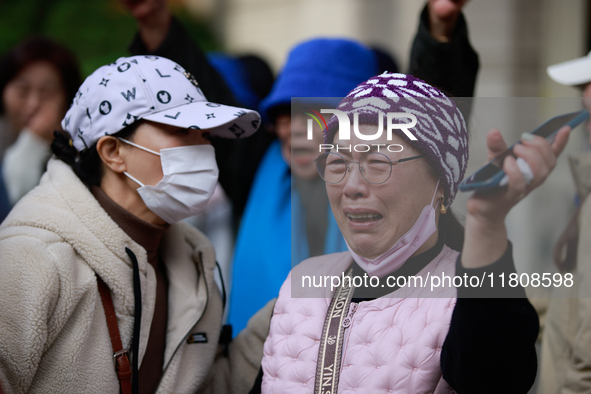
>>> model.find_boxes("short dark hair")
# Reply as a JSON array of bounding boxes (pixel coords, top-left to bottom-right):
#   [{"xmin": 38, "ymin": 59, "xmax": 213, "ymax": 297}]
[
  {"xmin": 51, "ymin": 121, "xmax": 144, "ymax": 187},
  {"xmin": 0, "ymin": 37, "xmax": 81, "ymax": 114}
]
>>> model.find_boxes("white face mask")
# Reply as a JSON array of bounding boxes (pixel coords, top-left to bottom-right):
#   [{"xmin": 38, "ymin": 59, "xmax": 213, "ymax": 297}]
[{"xmin": 119, "ymin": 138, "xmax": 219, "ymax": 224}]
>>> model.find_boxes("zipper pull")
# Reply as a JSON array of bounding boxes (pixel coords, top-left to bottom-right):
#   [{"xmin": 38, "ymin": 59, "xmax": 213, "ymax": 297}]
[{"xmin": 342, "ymin": 303, "xmax": 358, "ymax": 328}]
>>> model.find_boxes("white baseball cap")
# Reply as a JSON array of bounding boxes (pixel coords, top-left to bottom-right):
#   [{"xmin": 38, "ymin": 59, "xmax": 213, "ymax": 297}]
[
  {"xmin": 547, "ymin": 50, "xmax": 591, "ymax": 87},
  {"xmin": 62, "ymin": 55, "xmax": 261, "ymax": 151}
]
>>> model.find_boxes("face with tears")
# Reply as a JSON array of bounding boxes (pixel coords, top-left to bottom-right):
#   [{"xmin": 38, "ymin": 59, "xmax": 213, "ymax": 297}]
[{"xmin": 325, "ymin": 125, "xmax": 443, "ymax": 259}]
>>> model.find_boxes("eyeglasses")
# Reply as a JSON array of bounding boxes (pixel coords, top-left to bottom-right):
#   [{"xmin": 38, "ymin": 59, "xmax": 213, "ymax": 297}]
[{"xmin": 315, "ymin": 151, "xmax": 425, "ymax": 184}]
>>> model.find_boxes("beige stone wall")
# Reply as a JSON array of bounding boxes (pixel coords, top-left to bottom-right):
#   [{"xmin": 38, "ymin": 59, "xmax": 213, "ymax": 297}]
[
  {"xmin": 217, "ymin": 0, "xmax": 423, "ymax": 72},
  {"xmin": 212, "ymin": 0, "xmax": 587, "ymax": 94}
]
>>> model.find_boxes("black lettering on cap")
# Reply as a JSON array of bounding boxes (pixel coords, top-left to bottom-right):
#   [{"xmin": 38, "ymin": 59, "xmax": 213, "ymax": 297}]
[
  {"xmin": 228, "ymin": 123, "xmax": 245, "ymax": 138},
  {"xmin": 117, "ymin": 62, "xmax": 131, "ymax": 72},
  {"xmin": 157, "ymin": 90, "xmax": 172, "ymax": 104},
  {"xmin": 122, "ymin": 113, "xmax": 139, "ymax": 127},
  {"xmin": 99, "ymin": 101, "xmax": 112, "ymax": 115},
  {"xmin": 156, "ymin": 69, "xmax": 171, "ymax": 78},
  {"xmin": 121, "ymin": 87, "xmax": 137, "ymax": 102}
]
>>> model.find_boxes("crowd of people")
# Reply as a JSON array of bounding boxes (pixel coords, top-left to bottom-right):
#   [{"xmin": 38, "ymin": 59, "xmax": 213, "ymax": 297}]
[{"xmin": 0, "ymin": 0, "xmax": 588, "ymax": 393}]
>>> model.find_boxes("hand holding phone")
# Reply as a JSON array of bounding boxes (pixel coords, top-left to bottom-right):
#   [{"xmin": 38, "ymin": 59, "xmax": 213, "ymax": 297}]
[
  {"xmin": 498, "ymin": 157, "xmax": 534, "ymax": 187},
  {"xmin": 459, "ymin": 110, "xmax": 589, "ymax": 192}
]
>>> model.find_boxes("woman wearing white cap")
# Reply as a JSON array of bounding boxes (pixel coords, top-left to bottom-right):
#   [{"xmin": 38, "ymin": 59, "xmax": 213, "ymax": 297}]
[
  {"xmin": 0, "ymin": 55, "xmax": 260, "ymax": 394},
  {"xmin": 539, "ymin": 53, "xmax": 591, "ymax": 394}
]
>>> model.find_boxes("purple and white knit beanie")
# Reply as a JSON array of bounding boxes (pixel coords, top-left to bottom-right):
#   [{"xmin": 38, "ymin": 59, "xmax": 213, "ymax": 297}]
[{"xmin": 325, "ymin": 72, "xmax": 469, "ymax": 206}]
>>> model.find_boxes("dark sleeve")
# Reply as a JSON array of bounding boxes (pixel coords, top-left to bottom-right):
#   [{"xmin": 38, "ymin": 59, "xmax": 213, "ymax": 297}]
[
  {"xmin": 248, "ymin": 366, "xmax": 264, "ymax": 394},
  {"xmin": 128, "ymin": 17, "xmax": 275, "ymax": 223},
  {"xmin": 441, "ymin": 243, "xmax": 540, "ymax": 394},
  {"xmin": 408, "ymin": 4, "xmax": 479, "ymax": 98}
]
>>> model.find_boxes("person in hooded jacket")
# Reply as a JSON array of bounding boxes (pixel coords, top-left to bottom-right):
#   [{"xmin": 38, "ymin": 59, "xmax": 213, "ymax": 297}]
[{"xmin": 0, "ymin": 55, "xmax": 261, "ymax": 394}]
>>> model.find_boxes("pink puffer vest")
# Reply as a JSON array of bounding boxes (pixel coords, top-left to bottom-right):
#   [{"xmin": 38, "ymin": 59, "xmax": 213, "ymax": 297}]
[{"xmin": 261, "ymin": 246, "xmax": 459, "ymax": 394}]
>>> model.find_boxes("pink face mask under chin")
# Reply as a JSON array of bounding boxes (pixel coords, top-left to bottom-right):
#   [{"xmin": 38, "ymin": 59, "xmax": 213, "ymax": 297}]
[{"xmin": 346, "ymin": 180, "xmax": 441, "ymax": 278}]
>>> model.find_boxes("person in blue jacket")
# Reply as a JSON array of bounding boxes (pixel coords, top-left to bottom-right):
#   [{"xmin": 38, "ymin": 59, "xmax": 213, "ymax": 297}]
[{"xmin": 228, "ymin": 38, "xmax": 377, "ymax": 333}]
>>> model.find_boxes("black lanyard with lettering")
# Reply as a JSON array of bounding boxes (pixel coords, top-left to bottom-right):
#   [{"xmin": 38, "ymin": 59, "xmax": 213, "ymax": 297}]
[{"xmin": 314, "ymin": 267, "xmax": 355, "ymax": 394}]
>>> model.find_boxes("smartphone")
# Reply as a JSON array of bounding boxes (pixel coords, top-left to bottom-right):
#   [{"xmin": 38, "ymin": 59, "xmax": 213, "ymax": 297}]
[{"xmin": 459, "ymin": 109, "xmax": 590, "ymax": 192}]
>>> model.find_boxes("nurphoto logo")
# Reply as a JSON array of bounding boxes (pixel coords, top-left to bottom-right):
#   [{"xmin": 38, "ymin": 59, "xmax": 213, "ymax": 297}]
[{"xmin": 305, "ymin": 108, "xmax": 418, "ymax": 153}]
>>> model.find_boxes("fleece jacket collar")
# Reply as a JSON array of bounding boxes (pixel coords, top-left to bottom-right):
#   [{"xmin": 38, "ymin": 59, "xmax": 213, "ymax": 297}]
[{"xmin": 1, "ymin": 158, "xmax": 217, "ymax": 367}]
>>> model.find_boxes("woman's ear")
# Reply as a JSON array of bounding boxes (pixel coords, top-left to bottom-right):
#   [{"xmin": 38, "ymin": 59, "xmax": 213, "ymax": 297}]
[
  {"xmin": 96, "ymin": 136, "xmax": 126, "ymax": 173},
  {"xmin": 438, "ymin": 184, "xmax": 445, "ymax": 200},
  {"xmin": 437, "ymin": 183, "xmax": 446, "ymax": 207}
]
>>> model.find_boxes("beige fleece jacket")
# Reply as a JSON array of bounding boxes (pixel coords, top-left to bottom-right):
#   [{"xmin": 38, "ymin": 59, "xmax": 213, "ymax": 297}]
[
  {"xmin": 0, "ymin": 158, "xmax": 226, "ymax": 394},
  {"xmin": 539, "ymin": 152, "xmax": 591, "ymax": 394}
]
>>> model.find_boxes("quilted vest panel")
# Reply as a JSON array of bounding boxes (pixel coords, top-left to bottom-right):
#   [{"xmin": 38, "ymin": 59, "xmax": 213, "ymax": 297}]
[{"xmin": 262, "ymin": 246, "xmax": 459, "ymax": 394}]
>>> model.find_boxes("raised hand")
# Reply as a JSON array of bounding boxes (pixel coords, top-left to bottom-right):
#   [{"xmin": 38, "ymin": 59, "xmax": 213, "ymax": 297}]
[
  {"xmin": 120, "ymin": 0, "xmax": 171, "ymax": 51},
  {"xmin": 428, "ymin": 0, "xmax": 470, "ymax": 41},
  {"xmin": 462, "ymin": 126, "xmax": 570, "ymax": 268},
  {"xmin": 120, "ymin": 0, "xmax": 167, "ymax": 22},
  {"xmin": 26, "ymin": 98, "xmax": 66, "ymax": 143},
  {"xmin": 468, "ymin": 127, "xmax": 570, "ymax": 223}
]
